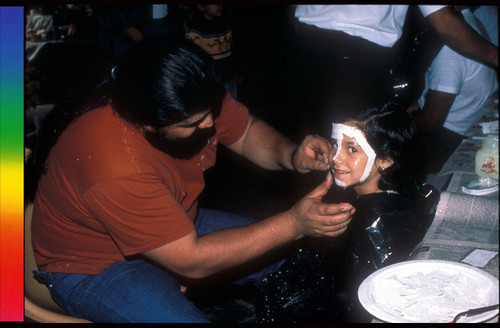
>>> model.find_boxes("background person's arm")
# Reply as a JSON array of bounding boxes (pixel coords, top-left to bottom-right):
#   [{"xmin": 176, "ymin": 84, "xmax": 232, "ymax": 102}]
[
  {"xmin": 410, "ymin": 89, "xmax": 457, "ymax": 134},
  {"xmin": 123, "ymin": 26, "xmax": 144, "ymax": 42},
  {"xmin": 426, "ymin": 6, "xmax": 498, "ymax": 68}
]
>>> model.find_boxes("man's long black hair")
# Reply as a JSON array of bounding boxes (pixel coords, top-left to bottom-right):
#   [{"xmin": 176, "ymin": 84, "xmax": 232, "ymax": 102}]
[{"xmin": 26, "ymin": 36, "xmax": 225, "ymax": 202}]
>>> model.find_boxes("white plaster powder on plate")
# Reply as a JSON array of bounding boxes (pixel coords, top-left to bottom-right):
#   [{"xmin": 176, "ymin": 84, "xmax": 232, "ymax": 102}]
[{"xmin": 371, "ymin": 269, "xmax": 490, "ymax": 322}]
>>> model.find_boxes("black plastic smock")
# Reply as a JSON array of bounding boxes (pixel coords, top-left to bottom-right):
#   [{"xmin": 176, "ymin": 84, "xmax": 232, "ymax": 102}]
[{"xmin": 256, "ymin": 184, "xmax": 440, "ymax": 323}]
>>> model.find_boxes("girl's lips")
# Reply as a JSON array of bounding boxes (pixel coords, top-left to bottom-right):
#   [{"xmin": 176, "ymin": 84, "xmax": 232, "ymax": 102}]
[{"xmin": 333, "ymin": 168, "xmax": 349, "ymax": 177}]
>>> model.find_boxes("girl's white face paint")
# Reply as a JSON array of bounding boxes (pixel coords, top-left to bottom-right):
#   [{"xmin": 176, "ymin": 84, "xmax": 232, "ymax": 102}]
[{"xmin": 330, "ymin": 123, "xmax": 376, "ymax": 187}]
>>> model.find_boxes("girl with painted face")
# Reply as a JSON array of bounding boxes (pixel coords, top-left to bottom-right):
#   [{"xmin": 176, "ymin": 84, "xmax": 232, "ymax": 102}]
[
  {"xmin": 329, "ymin": 102, "xmax": 425, "ymax": 198},
  {"xmin": 256, "ymin": 101, "xmax": 440, "ymax": 323},
  {"xmin": 330, "ymin": 123, "xmax": 386, "ymax": 193}
]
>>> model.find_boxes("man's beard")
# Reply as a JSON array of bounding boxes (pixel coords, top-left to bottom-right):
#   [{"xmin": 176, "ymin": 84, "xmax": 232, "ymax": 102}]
[{"xmin": 143, "ymin": 126, "xmax": 216, "ymax": 159}]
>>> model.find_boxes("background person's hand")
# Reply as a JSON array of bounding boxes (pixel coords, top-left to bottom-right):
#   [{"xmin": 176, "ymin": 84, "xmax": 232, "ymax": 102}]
[
  {"xmin": 292, "ymin": 134, "xmax": 332, "ymax": 173},
  {"xmin": 287, "ymin": 172, "xmax": 354, "ymax": 238}
]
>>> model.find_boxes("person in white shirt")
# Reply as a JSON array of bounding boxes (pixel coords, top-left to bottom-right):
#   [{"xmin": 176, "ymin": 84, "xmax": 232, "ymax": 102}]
[
  {"xmin": 289, "ymin": 5, "xmax": 498, "ymax": 137},
  {"xmin": 473, "ymin": 5, "xmax": 498, "ymax": 47},
  {"xmin": 472, "ymin": 5, "xmax": 498, "ymax": 94},
  {"xmin": 408, "ymin": 6, "xmax": 498, "ymax": 173},
  {"xmin": 294, "ymin": 5, "xmax": 497, "ymax": 67}
]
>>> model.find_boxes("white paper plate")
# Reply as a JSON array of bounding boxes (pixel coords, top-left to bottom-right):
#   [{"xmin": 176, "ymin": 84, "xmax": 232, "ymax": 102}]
[{"xmin": 358, "ymin": 260, "xmax": 499, "ymax": 323}]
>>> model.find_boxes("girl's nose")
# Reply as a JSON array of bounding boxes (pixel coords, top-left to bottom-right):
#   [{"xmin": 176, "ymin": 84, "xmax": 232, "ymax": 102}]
[{"xmin": 332, "ymin": 148, "xmax": 345, "ymax": 164}]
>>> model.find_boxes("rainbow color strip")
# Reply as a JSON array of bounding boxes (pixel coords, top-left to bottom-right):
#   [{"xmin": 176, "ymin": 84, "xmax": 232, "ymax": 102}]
[{"xmin": 0, "ymin": 6, "xmax": 24, "ymax": 321}]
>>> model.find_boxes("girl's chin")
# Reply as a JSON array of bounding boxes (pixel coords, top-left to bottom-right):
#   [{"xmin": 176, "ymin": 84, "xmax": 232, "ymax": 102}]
[{"xmin": 334, "ymin": 177, "xmax": 349, "ymax": 188}]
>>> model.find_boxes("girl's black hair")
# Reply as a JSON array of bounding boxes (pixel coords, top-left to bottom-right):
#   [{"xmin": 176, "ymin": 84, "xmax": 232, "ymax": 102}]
[
  {"xmin": 352, "ymin": 100, "xmax": 426, "ymax": 198},
  {"xmin": 26, "ymin": 36, "xmax": 225, "ymax": 202}
]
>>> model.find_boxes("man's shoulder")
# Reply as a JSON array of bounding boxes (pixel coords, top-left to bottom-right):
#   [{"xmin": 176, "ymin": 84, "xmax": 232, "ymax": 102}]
[
  {"xmin": 57, "ymin": 105, "xmax": 160, "ymax": 174},
  {"xmin": 71, "ymin": 105, "xmax": 135, "ymax": 139}
]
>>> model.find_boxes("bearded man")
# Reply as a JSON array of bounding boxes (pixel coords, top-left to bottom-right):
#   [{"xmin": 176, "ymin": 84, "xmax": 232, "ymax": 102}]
[{"xmin": 28, "ymin": 38, "xmax": 354, "ymax": 323}]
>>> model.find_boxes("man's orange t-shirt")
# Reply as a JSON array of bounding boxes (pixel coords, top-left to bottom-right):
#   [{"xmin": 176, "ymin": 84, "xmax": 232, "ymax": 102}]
[{"xmin": 32, "ymin": 94, "xmax": 249, "ymax": 274}]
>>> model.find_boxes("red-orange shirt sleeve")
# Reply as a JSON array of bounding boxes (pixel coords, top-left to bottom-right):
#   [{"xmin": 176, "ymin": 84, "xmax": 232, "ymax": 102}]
[{"xmin": 215, "ymin": 93, "xmax": 250, "ymax": 146}]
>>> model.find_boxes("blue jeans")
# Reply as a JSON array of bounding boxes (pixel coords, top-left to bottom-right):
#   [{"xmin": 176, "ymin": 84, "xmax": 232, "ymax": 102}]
[{"xmin": 32, "ymin": 209, "xmax": 284, "ymax": 323}]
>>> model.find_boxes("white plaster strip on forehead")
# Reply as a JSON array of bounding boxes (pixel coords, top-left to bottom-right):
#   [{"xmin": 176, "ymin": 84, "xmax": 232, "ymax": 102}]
[{"xmin": 331, "ymin": 123, "xmax": 376, "ymax": 183}]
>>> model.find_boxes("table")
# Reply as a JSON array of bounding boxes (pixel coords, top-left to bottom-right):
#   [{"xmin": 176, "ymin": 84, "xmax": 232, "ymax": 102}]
[
  {"xmin": 419, "ymin": 90, "xmax": 498, "ymax": 273},
  {"xmin": 413, "ymin": 92, "xmax": 498, "ymax": 322},
  {"xmin": 430, "ymin": 89, "xmax": 498, "ymax": 196},
  {"xmin": 439, "ymin": 137, "xmax": 499, "ymax": 198}
]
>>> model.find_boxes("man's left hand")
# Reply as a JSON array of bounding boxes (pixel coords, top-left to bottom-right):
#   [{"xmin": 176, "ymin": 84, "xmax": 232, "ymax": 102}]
[{"xmin": 292, "ymin": 134, "xmax": 331, "ymax": 173}]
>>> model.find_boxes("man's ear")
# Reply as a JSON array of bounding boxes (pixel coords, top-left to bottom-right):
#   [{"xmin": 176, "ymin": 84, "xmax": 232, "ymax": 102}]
[{"xmin": 142, "ymin": 125, "xmax": 155, "ymax": 133}]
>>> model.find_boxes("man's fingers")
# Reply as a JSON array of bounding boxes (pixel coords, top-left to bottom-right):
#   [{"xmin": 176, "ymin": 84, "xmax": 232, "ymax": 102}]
[
  {"xmin": 312, "ymin": 202, "xmax": 354, "ymax": 232},
  {"xmin": 306, "ymin": 136, "xmax": 331, "ymax": 169},
  {"xmin": 311, "ymin": 158, "xmax": 330, "ymax": 171},
  {"xmin": 316, "ymin": 214, "xmax": 352, "ymax": 236},
  {"xmin": 323, "ymin": 225, "xmax": 349, "ymax": 237},
  {"xmin": 302, "ymin": 156, "xmax": 330, "ymax": 172},
  {"xmin": 315, "ymin": 200, "xmax": 354, "ymax": 216},
  {"xmin": 324, "ymin": 216, "xmax": 352, "ymax": 230},
  {"xmin": 294, "ymin": 135, "xmax": 332, "ymax": 173},
  {"xmin": 306, "ymin": 134, "xmax": 331, "ymax": 155}
]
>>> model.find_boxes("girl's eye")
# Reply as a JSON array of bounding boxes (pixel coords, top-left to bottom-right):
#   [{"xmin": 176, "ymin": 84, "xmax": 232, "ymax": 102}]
[{"xmin": 348, "ymin": 146, "xmax": 357, "ymax": 153}]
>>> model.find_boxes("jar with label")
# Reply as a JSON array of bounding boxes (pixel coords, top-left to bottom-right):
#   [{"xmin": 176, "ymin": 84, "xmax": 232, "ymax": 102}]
[{"xmin": 475, "ymin": 137, "xmax": 498, "ymax": 180}]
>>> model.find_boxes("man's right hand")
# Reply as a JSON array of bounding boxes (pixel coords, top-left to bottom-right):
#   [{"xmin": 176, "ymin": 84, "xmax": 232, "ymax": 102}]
[
  {"xmin": 286, "ymin": 172, "xmax": 354, "ymax": 239},
  {"xmin": 143, "ymin": 172, "xmax": 354, "ymax": 280}
]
